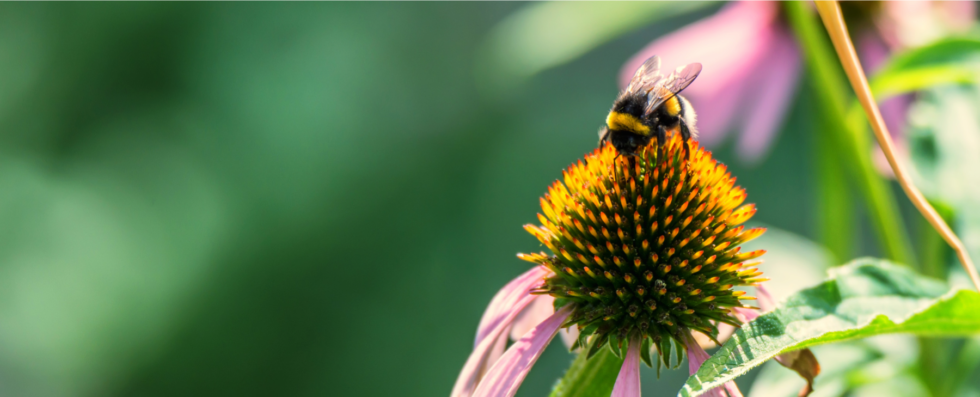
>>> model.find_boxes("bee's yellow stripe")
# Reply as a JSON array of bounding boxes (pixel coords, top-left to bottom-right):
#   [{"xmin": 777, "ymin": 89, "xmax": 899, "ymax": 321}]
[
  {"xmin": 664, "ymin": 96, "xmax": 681, "ymax": 117},
  {"xmin": 606, "ymin": 112, "xmax": 651, "ymax": 135}
]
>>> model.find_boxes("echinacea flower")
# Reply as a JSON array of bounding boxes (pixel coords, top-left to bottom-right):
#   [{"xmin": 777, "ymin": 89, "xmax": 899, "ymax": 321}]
[
  {"xmin": 453, "ymin": 134, "xmax": 768, "ymax": 397},
  {"xmin": 621, "ymin": 1, "xmax": 973, "ymax": 166}
]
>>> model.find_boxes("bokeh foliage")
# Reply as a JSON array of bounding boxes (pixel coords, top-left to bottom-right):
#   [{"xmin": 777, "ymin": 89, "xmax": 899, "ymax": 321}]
[{"xmin": 0, "ymin": 3, "xmax": 975, "ymax": 397}]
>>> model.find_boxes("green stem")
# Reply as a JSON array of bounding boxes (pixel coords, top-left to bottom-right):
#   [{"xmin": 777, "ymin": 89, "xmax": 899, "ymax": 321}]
[
  {"xmin": 917, "ymin": 200, "xmax": 955, "ymax": 397},
  {"xmin": 549, "ymin": 347, "xmax": 624, "ymax": 397},
  {"xmin": 936, "ymin": 336, "xmax": 980, "ymax": 397},
  {"xmin": 814, "ymin": 107, "xmax": 853, "ymax": 264},
  {"xmin": 919, "ymin": 199, "xmax": 955, "ymax": 280},
  {"xmin": 784, "ymin": 1, "xmax": 917, "ymax": 268}
]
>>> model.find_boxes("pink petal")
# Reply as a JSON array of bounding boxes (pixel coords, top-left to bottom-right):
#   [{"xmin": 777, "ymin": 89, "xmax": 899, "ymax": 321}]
[
  {"xmin": 454, "ymin": 295, "xmax": 538, "ymax": 397},
  {"xmin": 611, "ymin": 337, "xmax": 642, "ymax": 397},
  {"xmin": 935, "ymin": 1, "xmax": 976, "ymax": 32},
  {"xmin": 730, "ymin": 284, "xmax": 773, "ymax": 324},
  {"xmin": 480, "ymin": 328, "xmax": 510, "ymax": 381},
  {"xmin": 510, "ymin": 294, "xmax": 555, "ymax": 341},
  {"xmin": 732, "ymin": 307, "xmax": 760, "ymax": 323},
  {"xmin": 453, "ymin": 267, "xmax": 550, "ymax": 397},
  {"xmin": 476, "ymin": 266, "xmax": 551, "ymax": 348},
  {"xmin": 723, "ymin": 382, "xmax": 745, "ymax": 397},
  {"xmin": 471, "ymin": 306, "xmax": 573, "ymax": 397},
  {"xmin": 755, "ymin": 284, "xmax": 775, "ymax": 312},
  {"xmin": 620, "ymin": 1, "xmax": 781, "ymax": 146},
  {"xmin": 685, "ymin": 332, "xmax": 712, "ymax": 375},
  {"xmin": 508, "ymin": 285, "xmax": 579, "ymax": 350},
  {"xmin": 736, "ymin": 28, "xmax": 801, "ymax": 162},
  {"xmin": 857, "ymin": 30, "xmax": 890, "ymax": 74},
  {"xmin": 684, "ymin": 332, "xmax": 731, "ymax": 397}
]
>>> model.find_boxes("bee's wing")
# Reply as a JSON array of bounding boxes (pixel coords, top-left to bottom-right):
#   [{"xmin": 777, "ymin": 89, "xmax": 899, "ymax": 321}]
[
  {"xmin": 644, "ymin": 63, "xmax": 702, "ymax": 115},
  {"xmin": 624, "ymin": 56, "xmax": 663, "ymax": 95}
]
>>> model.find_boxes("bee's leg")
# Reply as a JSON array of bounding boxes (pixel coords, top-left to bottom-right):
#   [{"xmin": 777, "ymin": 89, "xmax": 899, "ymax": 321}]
[
  {"xmin": 679, "ymin": 119, "xmax": 692, "ymax": 160},
  {"xmin": 657, "ymin": 124, "xmax": 667, "ymax": 163}
]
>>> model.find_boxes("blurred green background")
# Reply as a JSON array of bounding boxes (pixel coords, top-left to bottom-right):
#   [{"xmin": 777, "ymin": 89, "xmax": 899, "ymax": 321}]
[{"xmin": 0, "ymin": 2, "xmax": 977, "ymax": 397}]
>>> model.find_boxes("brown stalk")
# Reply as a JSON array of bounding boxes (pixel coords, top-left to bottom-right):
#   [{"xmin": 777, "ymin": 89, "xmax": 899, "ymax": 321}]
[{"xmin": 813, "ymin": 1, "xmax": 980, "ymax": 291}]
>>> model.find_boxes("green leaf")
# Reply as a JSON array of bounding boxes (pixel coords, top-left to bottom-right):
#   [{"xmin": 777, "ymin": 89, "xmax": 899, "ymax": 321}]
[
  {"xmin": 876, "ymin": 38, "xmax": 980, "ymax": 77},
  {"xmin": 475, "ymin": 1, "xmax": 715, "ymax": 96},
  {"xmin": 678, "ymin": 258, "xmax": 980, "ymax": 397},
  {"xmin": 870, "ymin": 65, "xmax": 977, "ymax": 99},
  {"xmin": 861, "ymin": 38, "xmax": 980, "ymax": 101},
  {"xmin": 550, "ymin": 344, "xmax": 623, "ymax": 397},
  {"xmin": 640, "ymin": 337, "xmax": 653, "ymax": 368}
]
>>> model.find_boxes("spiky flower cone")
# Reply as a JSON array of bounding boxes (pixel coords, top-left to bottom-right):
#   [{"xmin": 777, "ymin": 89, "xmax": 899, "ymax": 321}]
[{"xmin": 519, "ymin": 134, "xmax": 767, "ymax": 360}]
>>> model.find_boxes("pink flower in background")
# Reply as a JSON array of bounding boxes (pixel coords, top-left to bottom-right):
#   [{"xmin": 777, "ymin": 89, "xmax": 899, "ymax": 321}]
[
  {"xmin": 621, "ymin": 1, "xmax": 974, "ymax": 167},
  {"xmin": 874, "ymin": 1, "xmax": 975, "ymax": 49},
  {"xmin": 621, "ymin": 1, "xmax": 800, "ymax": 163}
]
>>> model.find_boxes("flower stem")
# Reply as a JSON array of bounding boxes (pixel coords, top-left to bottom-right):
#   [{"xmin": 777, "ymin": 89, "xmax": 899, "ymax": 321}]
[
  {"xmin": 784, "ymin": 1, "xmax": 917, "ymax": 268},
  {"xmin": 549, "ymin": 347, "xmax": 623, "ymax": 397},
  {"xmin": 812, "ymin": 0, "xmax": 980, "ymax": 291}
]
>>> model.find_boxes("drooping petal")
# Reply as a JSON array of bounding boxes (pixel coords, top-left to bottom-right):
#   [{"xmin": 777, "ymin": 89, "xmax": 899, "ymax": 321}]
[
  {"xmin": 684, "ymin": 332, "xmax": 733, "ymax": 397},
  {"xmin": 756, "ymin": 282, "xmax": 820, "ymax": 395},
  {"xmin": 723, "ymin": 382, "xmax": 744, "ymax": 397},
  {"xmin": 755, "ymin": 284, "xmax": 775, "ymax": 312},
  {"xmin": 510, "ymin": 294, "xmax": 554, "ymax": 341},
  {"xmin": 471, "ymin": 306, "xmax": 573, "ymax": 397},
  {"xmin": 736, "ymin": 27, "xmax": 801, "ymax": 162},
  {"xmin": 620, "ymin": 1, "xmax": 781, "ymax": 146},
  {"xmin": 454, "ymin": 268, "xmax": 549, "ymax": 397},
  {"xmin": 732, "ymin": 307, "xmax": 759, "ymax": 323},
  {"xmin": 611, "ymin": 337, "xmax": 642, "ymax": 397},
  {"xmin": 685, "ymin": 332, "xmax": 712, "ymax": 375},
  {"xmin": 505, "ymin": 276, "xmax": 581, "ymax": 350},
  {"xmin": 740, "ymin": 285, "xmax": 820, "ymax": 396},
  {"xmin": 509, "ymin": 296, "xmax": 580, "ymax": 350},
  {"xmin": 479, "ymin": 327, "xmax": 511, "ymax": 381},
  {"xmin": 454, "ymin": 294, "xmax": 538, "ymax": 397},
  {"xmin": 476, "ymin": 266, "xmax": 551, "ymax": 347}
]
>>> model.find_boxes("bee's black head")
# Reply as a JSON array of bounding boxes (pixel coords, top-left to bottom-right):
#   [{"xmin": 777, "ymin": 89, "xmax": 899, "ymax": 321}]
[{"xmin": 612, "ymin": 93, "xmax": 646, "ymax": 117}]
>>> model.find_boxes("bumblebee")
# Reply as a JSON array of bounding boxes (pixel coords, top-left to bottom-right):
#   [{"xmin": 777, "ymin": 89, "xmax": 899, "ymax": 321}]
[{"xmin": 599, "ymin": 56, "xmax": 701, "ymax": 159}]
